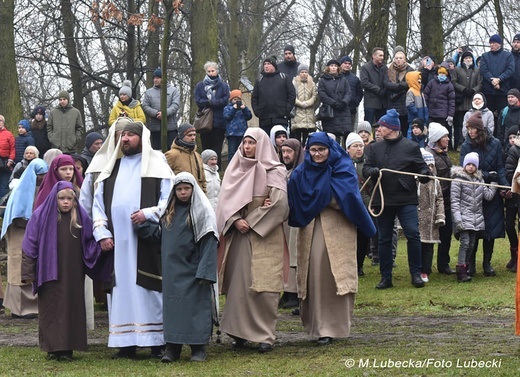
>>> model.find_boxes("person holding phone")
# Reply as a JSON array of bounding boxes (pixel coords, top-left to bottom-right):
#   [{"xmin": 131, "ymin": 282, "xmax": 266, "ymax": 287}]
[{"xmin": 223, "ymin": 90, "xmax": 252, "ymax": 163}]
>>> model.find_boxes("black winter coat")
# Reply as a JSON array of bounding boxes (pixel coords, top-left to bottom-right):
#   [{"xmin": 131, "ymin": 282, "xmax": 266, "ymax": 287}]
[
  {"xmin": 318, "ymin": 73, "xmax": 352, "ymax": 135},
  {"xmin": 460, "ymin": 136, "xmax": 506, "ymax": 239},
  {"xmin": 425, "ymin": 146, "xmax": 453, "ymax": 207},
  {"xmin": 252, "ymin": 71, "xmax": 296, "ymax": 128},
  {"xmin": 363, "ymin": 134, "xmax": 430, "ymax": 207},
  {"xmin": 497, "ymin": 105, "xmax": 520, "ymax": 149},
  {"xmin": 424, "ymin": 76, "xmax": 455, "ymax": 119},
  {"xmin": 505, "ymin": 144, "xmax": 520, "ymax": 207},
  {"xmin": 359, "ymin": 62, "xmax": 387, "ymax": 109},
  {"xmin": 344, "ymin": 72, "xmax": 363, "ymax": 113}
]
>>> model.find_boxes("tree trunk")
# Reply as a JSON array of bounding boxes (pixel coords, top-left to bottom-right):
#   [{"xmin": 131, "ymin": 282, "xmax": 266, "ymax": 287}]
[
  {"xmin": 227, "ymin": 0, "xmax": 240, "ymax": 90},
  {"xmin": 160, "ymin": 1, "xmax": 175, "ymax": 152},
  {"xmin": 244, "ymin": 0, "xmax": 266, "ymax": 81},
  {"xmin": 146, "ymin": 0, "xmax": 161, "ymax": 86},
  {"xmin": 61, "ymin": 0, "xmax": 85, "ymax": 126},
  {"xmin": 367, "ymin": 0, "xmax": 391, "ymax": 61},
  {"xmin": 309, "ymin": 0, "xmax": 334, "ymax": 76},
  {"xmin": 420, "ymin": 0, "xmax": 443, "ymax": 61},
  {"xmin": 394, "ymin": 0, "xmax": 409, "ymax": 51},
  {"xmin": 190, "ymin": 0, "xmax": 218, "ymax": 116},
  {"xmin": 0, "ymin": 0, "xmax": 22, "ymax": 131},
  {"xmin": 126, "ymin": 0, "xmax": 137, "ymax": 86},
  {"xmin": 493, "ymin": 0, "xmax": 503, "ymax": 38}
]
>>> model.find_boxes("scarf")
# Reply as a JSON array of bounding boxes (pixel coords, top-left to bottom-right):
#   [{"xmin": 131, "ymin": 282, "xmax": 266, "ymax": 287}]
[
  {"xmin": 203, "ymin": 75, "xmax": 220, "ymax": 101},
  {"xmin": 387, "ymin": 61, "xmax": 408, "ymax": 82},
  {"xmin": 287, "ymin": 132, "xmax": 376, "ymax": 238}
]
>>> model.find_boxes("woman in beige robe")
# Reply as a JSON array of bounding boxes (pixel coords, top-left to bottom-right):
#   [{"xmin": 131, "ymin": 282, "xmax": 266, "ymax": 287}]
[
  {"xmin": 216, "ymin": 128, "xmax": 288, "ymax": 353},
  {"xmin": 287, "ymin": 132, "xmax": 376, "ymax": 345}
]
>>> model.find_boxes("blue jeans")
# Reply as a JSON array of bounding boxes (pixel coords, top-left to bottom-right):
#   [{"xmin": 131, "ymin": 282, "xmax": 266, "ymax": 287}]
[
  {"xmin": 226, "ymin": 136, "xmax": 242, "ymax": 163},
  {"xmin": 376, "ymin": 205, "xmax": 422, "ymax": 280}
]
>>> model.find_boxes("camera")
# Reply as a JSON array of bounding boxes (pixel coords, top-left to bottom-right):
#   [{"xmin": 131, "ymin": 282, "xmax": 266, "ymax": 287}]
[{"xmin": 235, "ymin": 100, "xmax": 242, "ymax": 107}]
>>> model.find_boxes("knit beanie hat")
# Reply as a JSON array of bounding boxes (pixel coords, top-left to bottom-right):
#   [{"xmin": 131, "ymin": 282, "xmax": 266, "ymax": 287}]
[
  {"xmin": 345, "ymin": 132, "xmax": 364, "ymax": 149},
  {"xmin": 463, "ymin": 152, "xmax": 479, "ymax": 169},
  {"xmin": 411, "ymin": 118, "xmax": 425, "ymax": 131},
  {"xmin": 178, "ymin": 123, "xmax": 196, "ymax": 139},
  {"xmin": 85, "ymin": 132, "xmax": 103, "ymax": 149},
  {"xmin": 427, "ymin": 122, "xmax": 449, "ymax": 143},
  {"xmin": 489, "ymin": 34, "xmax": 502, "ymax": 44},
  {"xmin": 230, "ymin": 89, "xmax": 242, "ymax": 100},
  {"xmin": 153, "ymin": 67, "xmax": 162, "ymax": 78},
  {"xmin": 32, "ymin": 106, "xmax": 46, "ymax": 118},
  {"xmin": 466, "ymin": 111, "xmax": 484, "ymax": 130},
  {"xmin": 393, "ymin": 45, "xmax": 405, "ymax": 55},
  {"xmin": 340, "ymin": 56, "xmax": 352, "ymax": 64},
  {"xmin": 18, "ymin": 119, "xmax": 31, "ymax": 132},
  {"xmin": 201, "ymin": 149, "xmax": 218, "ymax": 164},
  {"xmin": 297, "ymin": 64, "xmax": 309, "ymax": 74},
  {"xmin": 514, "ymin": 34, "xmax": 520, "ymax": 42},
  {"xmin": 357, "ymin": 121, "xmax": 372, "ymax": 134},
  {"xmin": 326, "ymin": 59, "xmax": 340, "ymax": 67},
  {"xmin": 119, "ymin": 80, "xmax": 133, "ymax": 97},
  {"xmin": 420, "ymin": 148, "xmax": 435, "ymax": 166},
  {"xmin": 508, "ymin": 88, "xmax": 520, "ymax": 101},
  {"xmin": 437, "ymin": 67, "xmax": 448, "ymax": 75},
  {"xmin": 58, "ymin": 90, "xmax": 70, "ymax": 101},
  {"xmin": 508, "ymin": 125, "xmax": 519, "ymax": 137},
  {"xmin": 263, "ymin": 56, "xmax": 278, "ymax": 69},
  {"xmin": 378, "ymin": 109, "xmax": 401, "ymax": 131},
  {"xmin": 461, "ymin": 51, "xmax": 474, "ymax": 60},
  {"xmin": 284, "ymin": 44, "xmax": 295, "ymax": 54}
]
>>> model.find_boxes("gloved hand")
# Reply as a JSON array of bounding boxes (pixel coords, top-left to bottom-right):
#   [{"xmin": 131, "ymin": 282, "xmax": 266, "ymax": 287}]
[
  {"xmin": 418, "ymin": 169, "xmax": 431, "ymax": 184},
  {"xmin": 336, "ymin": 101, "xmax": 346, "ymax": 110},
  {"xmin": 368, "ymin": 167, "xmax": 380, "ymax": 181},
  {"xmin": 500, "ymin": 190, "xmax": 513, "ymax": 199},
  {"xmin": 455, "ymin": 222, "xmax": 464, "ymax": 233},
  {"xmin": 487, "ymin": 171, "xmax": 498, "ymax": 182},
  {"xmin": 332, "ymin": 102, "xmax": 341, "ymax": 110},
  {"xmin": 198, "ymin": 279, "xmax": 213, "ymax": 286},
  {"xmin": 378, "ymin": 88, "xmax": 387, "ymax": 97},
  {"xmin": 446, "ymin": 116, "xmax": 454, "ymax": 127},
  {"xmin": 463, "ymin": 88, "xmax": 475, "ymax": 97}
]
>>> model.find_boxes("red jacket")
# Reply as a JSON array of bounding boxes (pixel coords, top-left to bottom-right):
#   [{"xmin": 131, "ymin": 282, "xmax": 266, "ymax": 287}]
[{"xmin": 0, "ymin": 127, "xmax": 16, "ymax": 160}]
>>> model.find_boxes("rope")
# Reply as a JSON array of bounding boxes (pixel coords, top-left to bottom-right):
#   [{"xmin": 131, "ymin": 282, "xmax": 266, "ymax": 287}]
[{"xmin": 361, "ymin": 168, "xmax": 511, "ymax": 218}]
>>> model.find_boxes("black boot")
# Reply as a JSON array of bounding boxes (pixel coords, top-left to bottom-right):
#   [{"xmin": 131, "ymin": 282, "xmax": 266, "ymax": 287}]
[
  {"xmin": 278, "ymin": 292, "xmax": 289, "ymax": 308},
  {"xmin": 282, "ymin": 292, "xmax": 299, "ymax": 309},
  {"xmin": 466, "ymin": 249, "xmax": 476, "ymax": 277},
  {"xmin": 112, "ymin": 346, "xmax": 137, "ymax": 359},
  {"xmin": 161, "ymin": 343, "xmax": 182, "ymax": 363},
  {"xmin": 456, "ymin": 265, "xmax": 471, "ymax": 283},
  {"xmin": 190, "ymin": 345, "xmax": 206, "ymax": 362},
  {"xmin": 506, "ymin": 247, "xmax": 518, "ymax": 271},
  {"xmin": 482, "ymin": 245, "xmax": 496, "ymax": 277}
]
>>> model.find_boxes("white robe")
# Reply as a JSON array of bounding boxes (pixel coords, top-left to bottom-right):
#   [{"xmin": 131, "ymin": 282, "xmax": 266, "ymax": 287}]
[{"xmin": 92, "ymin": 153, "xmax": 172, "ymax": 348}]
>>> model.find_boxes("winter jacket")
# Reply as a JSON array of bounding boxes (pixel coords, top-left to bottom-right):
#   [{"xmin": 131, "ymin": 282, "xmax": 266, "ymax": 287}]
[
  {"xmin": 344, "ymin": 72, "xmax": 363, "ymax": 114},
  {"xmin": 450, "ymin": 166, "xmax": 495, "ymax": 232},
  {"xmin": 497, "ymin": 105, "xmax": 520, "ymax": 148},
  {"xmin": 417, "ymin": 177, "xmax": 445, "ymax": 243},
  {"xmin": 47, "ymin": 104, "xmax": 83, "ymax": 153},
  {"xmin": 252, "ymin": 70, "xmax": 296, "ymax": 129},
  {"xmin": 479, "ymin": 47, "xmax": 516, "ymax": 96},
  {"xmin": 292, "ymin": 76, "xmax": 318, "ymax": 130},
  {"xmin": 318, "ymin": 73, "xmax": 352, "ymax": 135},
  {"xmin": 405, "ymin": 71, "xmax": 428, "ymax": 125},
  {"xmin": 359, "ymin": 61, "xmax": 388, "ymax": 109},
  {"xmin": 410, "ymin": 133, "xmax": 427, "ymax": 148},
  {"xmin": 278, "ymin": 60, "xmax": 299, "ymax": 79},
  {"xmin": 363, "ymin": 134, "xmax": 430, "ymax": 207},
  {"xmin": 505, "ymin": 144, "xmax": 520, "ymax": 207},
  {"xmin": 460, "ymin": 136, "xmax": 507, "ymax": 239},
  {"xmin": 204, "ymin": 163, "xmax": 221, "ymax": 211},
  {"xmin": 0, "ymin": 128, "xmax": 15, "ymax": 161},
  {"xmin": 425, "ymin": 146, "xmax": 453, "ymax": 206},
  {"xmin": 511, "ymin": 50, "xmax": 520, "ymax": 91},
  {"xmin": 164, "ymin": 141, "xmax": 206, "ymax": 193},
  {"xmin": 451, "ymin": 64, "xmax": 482, "ymax": 111},
  {"xmin": 141, "ymin": 84, "xmax": 181, "ymax": 132},
  {"xmin": 194, "ymin": 77, "xmax": 230, "ymax": 130},
  {"xmin": 384, "ymin": 64, "xmax": 413, "ymax": 116},
  {"xmin": 462, "ymin": 108, "xmax": 495, "ymax": 139},
  {"xmin": 223, "ymin": 103, "xmax": 253, "ymax": 137},
  {"xmin": 423, "ymin": 75, "xmax": 455, "ymax": 119},
  {"xmin": 108, "ymin": 98, "xmax": 146, "ymax": 126},
  {"xmin": 30, "ymin": 118, "xmax": 51, "ymax": 157},
  {"xmin": 14, "ymin": 134, "xmax": 35, "ymax": 163}
]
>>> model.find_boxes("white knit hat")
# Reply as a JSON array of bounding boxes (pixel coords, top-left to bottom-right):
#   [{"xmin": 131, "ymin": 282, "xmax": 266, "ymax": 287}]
[
  {"xmin": 428, "ymin": 122, "xmax": 449, "ymax": 144},
  {"xmin": 345, "ymin": 133, "xmax": 364, "ymax": 149}
]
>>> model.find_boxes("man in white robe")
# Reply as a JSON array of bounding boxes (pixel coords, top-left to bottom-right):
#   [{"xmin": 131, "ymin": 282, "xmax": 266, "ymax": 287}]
[{"xmin": 92, "ymin": 122, "xmax": 174, "ymax": 359}]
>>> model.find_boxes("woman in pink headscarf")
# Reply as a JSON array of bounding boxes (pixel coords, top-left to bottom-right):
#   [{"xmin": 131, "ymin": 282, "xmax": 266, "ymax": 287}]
[{"xmin": 216, "ymin": 128, "xmax": 288, "ymax": 353}]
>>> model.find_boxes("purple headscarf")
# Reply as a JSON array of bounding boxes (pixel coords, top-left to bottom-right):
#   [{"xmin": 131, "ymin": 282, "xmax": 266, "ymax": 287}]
[{"xmin": 22, "ymin": 181, "xmax": 111, "ymax": 293}]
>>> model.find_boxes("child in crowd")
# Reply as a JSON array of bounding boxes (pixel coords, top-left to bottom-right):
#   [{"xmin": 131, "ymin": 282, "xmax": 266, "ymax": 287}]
[
  {"xmin": 357, "ymin": 121, "xmax": 374, "ymax": 146},
  {"xmin": 22, "ymin": 181, "xmax": 108, "ymax": 361},
  {"xmin": 417, "ymin": 149, "xmax": 445, "ymax": 282},
  {"xmin": 451, "ymin": 152, "xmax": 497, "ymax": 282},
  {"xmin": 223, "ymin": 89, "xmax": 252, "ymax": 163},
  {"xmin": 10, "ymin": 146, "xmax": 39, "ymax": 188},
  {"xmin": 409, "ymin": 118, "xmax": 427, "ymax": 147},
  {"xmin": 161, "ymin": 173, "xmax": 218, "ymax": 363},
  {"xmin": 270, "ymin": 125, "xmax": 289, "ymax": 159},
  {"xmin": 201, "ymin": 149, "xmax": 221, "ymax": 211},
  {"xmin": 15, "ymin": 120, "xmax": 35, "ymax": 163},
  {"xmin": 405, "ymin": 71, "xmax": 428, "ymax": 136}
]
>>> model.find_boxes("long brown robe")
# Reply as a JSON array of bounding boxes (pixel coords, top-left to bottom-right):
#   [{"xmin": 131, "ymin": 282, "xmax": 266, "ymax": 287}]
[
  {"xmin": 219, "ymin": 187, "xmax": 288, "ymax": 345},
  {"xmin": 297, "ymin": 199, "xmax": 357, "ymax": 338}
]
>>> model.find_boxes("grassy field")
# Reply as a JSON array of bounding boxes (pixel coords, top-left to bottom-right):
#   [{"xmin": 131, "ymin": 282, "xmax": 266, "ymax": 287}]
[{"xmin": 1, "ymin": 235, "xmax": 520, "ymax": 376}]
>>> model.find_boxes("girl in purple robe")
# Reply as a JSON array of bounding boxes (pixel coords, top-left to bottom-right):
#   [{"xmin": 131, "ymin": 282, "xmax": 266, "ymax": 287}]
[{"xmin": 22, "ymin": 181, "xmax": 109, "ymax": 361}]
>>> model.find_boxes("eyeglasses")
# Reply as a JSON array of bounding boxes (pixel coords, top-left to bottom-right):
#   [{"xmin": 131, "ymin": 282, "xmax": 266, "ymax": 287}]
[{"xmin": 309, "ymin": 147, "xmax": 328, "ymax": 155}]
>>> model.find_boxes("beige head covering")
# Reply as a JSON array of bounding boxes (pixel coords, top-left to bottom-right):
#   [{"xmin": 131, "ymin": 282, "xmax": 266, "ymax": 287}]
[
  {"xmin": 215, "ymin": 128, "xmax": 287, "ymax": 234},
  {"xmin": 95, "ymin": 120, "xmax": 173, "ymax": 183}
]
